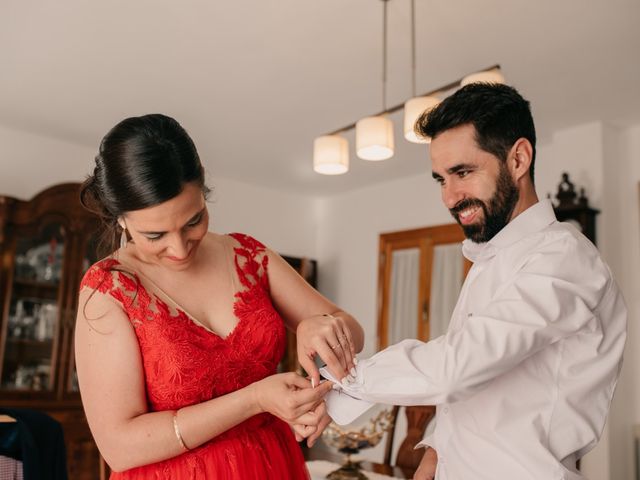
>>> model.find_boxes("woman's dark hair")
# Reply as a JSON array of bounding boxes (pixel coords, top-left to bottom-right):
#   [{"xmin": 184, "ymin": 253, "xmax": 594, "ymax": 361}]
[
  {"xmin": 415, "ymin": 83, "xmax": 537, "ymax": 183},
  {"xmin": 80, "ymin": 113, "xmax": 210, "ymax": 256}
]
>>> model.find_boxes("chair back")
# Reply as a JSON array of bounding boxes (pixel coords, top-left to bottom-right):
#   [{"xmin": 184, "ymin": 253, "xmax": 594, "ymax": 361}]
[
  {"xmin": 383, "ymin": 405, "xmax": 436, "ymax": 470},
  {"xmin": 0, "ymin": 408, "xmax": 68, "ymax": 480}
]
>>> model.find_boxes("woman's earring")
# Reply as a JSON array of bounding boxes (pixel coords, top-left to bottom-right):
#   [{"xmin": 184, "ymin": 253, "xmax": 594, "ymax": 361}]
[
  {"xmin": 120, "ymin": 228, "xmax": 128, "ymax": 249},
  {"xmin": 118, "ymin": 218, "xmax": 128, "ymax": 249}
]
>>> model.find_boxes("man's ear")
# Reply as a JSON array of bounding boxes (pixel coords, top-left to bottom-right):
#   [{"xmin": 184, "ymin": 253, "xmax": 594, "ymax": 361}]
[{"xmin": 507, "ymin": 138, "xmax": 533, "ymax": 183}]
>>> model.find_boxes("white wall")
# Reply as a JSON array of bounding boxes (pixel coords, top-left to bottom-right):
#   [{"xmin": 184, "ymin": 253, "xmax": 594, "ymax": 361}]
[
  {"xmin": 207, "ymin": 175, "xmax": 318, "ymax": 257},
  {"xmin": 535, "ymin": 122, "xmax": 604, "ymax": 208},
  {"xmin": 0, "ymin": 124, "xmax": 94, "ymax": 199}
]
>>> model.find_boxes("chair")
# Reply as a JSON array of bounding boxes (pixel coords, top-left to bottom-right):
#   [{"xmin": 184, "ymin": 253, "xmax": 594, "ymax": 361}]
[
  {"xmin": 383, "ymin": 405, "xmax": 436, "ymax": 471},
  {"xmin": 0, "ymin": 408, "xmax": 68, "ymax": 480},
  {"xmin": 0, "ymin": 414, "xmax": 22, "ymax": 479}
]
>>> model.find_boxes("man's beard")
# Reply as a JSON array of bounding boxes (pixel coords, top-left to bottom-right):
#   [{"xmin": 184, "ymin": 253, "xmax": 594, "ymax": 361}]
[{"xmin": 450, "ymin": 165, "xmax": 519, "ymax": 243}]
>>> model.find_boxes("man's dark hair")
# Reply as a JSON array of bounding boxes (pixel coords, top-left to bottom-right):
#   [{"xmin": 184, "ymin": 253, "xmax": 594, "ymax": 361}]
[{"xmin": 415, "ymin": 83, "xmax": 537, "ymax": 182}]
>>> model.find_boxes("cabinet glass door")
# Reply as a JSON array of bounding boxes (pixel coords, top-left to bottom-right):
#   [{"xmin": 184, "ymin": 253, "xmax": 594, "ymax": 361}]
[
  {"xmin": 68, "ymin": 232, "xmax": 99, "ymax": 394},
  {"xmin": 0, "ymin": 222, "xmax": 65, "ymax": 392}
]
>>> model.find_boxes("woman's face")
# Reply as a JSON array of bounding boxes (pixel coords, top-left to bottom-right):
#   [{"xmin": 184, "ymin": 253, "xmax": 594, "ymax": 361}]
[{"xmin": 122, "ymin": 182, "xmax": 209, "ymax": 271}]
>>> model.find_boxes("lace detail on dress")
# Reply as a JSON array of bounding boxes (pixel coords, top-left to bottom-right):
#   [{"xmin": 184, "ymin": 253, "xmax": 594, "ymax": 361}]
[
  {"xmin": 229, "ymin": 232, "xmax": 270, "ymax": 293},
  {"xmin": 78, "ymin": 234, "xmax": 285, "ymax": 411},
  {"xmin": 79, "ymin": 234, "xmax": 308, "ymax": 479}
]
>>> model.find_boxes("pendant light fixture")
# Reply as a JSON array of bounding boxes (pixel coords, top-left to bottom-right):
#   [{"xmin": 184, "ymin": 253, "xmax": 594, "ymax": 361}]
[
  {"xmin": 403, "ymin": 0, "xmax": 439, "ymax": 144},
  {"xmin": 313, "ymin": 135, "xmax": 349, "ymax": 175},
  {"xmin": 460, "ymin": 66, "xmax": 505, "ymax": 86},
  {"xmin": 311, "ymin": 0, "xmax": 505, "ymax": 175},
  {"xmin": 356, "ymin": 0, "xmax": 394, "ymax": 161}
]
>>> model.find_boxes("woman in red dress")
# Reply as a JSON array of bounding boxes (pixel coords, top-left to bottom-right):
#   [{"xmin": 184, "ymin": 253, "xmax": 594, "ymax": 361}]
[{"xmin": 75, "ymin": 114, "xmax": 364, "ymax": 479}]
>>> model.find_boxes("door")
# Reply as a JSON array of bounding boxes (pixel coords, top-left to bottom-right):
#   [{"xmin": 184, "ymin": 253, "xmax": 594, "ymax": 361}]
[{"xmin": 377, "ymin": 223, "xmax": 470, "ymax": 350}]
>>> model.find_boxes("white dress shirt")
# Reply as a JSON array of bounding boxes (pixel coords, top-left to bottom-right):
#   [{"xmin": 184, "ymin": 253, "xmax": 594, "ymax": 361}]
[{"xmin": 334, "ymin": 200, "xmax": 627, "ymax": 480}]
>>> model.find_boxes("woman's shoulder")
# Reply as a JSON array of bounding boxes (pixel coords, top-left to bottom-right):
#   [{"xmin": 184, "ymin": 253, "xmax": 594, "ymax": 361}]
[
  {"xmin": 81, "ymin": 257, "xmax": 119, "ymax": 282},
  {"xmin": 226, "ymin": 232, "xmax": 267, "ymax": 251},
  {"xmin": 80, "ymin": 256, "xmax": 134, "ymax": 292},
  {"xmin": 221, "ymin": 233, "xmax": 271, "ymax": 285},
  {"xmin": 91, "ymin": 256, "xmax": 122, "ymax": 271}
]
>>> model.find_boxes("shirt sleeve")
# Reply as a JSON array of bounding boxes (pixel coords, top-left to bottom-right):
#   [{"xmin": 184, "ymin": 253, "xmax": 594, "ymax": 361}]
[
  {"xmin": 341, "ymin": 233, "xmax": 612, "ymax": 405},
  {"xmin": 415, "ymin": 419, "xmax": 436, "ymax": 449}
]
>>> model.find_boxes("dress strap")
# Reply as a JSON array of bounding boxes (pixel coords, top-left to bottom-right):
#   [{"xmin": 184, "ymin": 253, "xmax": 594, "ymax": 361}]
[
  {"xmin": 228, "ymin": 233, "xmax": 270, "ymax": 293},
  {"xmin": 80, "ymin": 258, "xmax": 140, "ymax": 306},
  {"xmin": 79, "ymin": 258, "xmax": 150, "ymax": 324},
  {"xmin": 221, "ymin": 235, "xmax": 240, "ymax": 295},
  {"xmin": 79, "ymin": 258, "xmax": 121, "ymax": 292}
]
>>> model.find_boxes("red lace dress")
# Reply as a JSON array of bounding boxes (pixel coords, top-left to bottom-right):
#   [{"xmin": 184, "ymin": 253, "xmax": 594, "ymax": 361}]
[{"xmin": 79, "ymin": 233, "xmax": 310, "ymax": 480}]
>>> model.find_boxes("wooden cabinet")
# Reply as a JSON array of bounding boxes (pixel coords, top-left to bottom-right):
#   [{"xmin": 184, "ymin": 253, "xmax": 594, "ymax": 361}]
[{"xmin": 0, "ymin": 183, "xmax": 102, "ymax": 479}]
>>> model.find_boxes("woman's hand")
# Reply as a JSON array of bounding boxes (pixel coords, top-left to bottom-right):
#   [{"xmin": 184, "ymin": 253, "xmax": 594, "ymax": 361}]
[
  {"xmin": 296, "ymin": 313, "xmax": 356, "ymax": 387},
  {"xmin": 263, "ymin": 250, "xmax": 364, "ymax": 387},
  {"xmin": 291, "ymin": 400, "xmax": 332, "ymax": 447},
  {"xmin": 413, "ymin": 447, "xmax": 438, "ymax": 480},
  {"xmin": 251, "ymin": 372, "xmax": 332, "ymax": 423}
]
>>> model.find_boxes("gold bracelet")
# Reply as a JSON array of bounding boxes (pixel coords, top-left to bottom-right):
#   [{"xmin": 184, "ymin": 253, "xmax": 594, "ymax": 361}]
[{"xmin": 172, "ymin": 410, "xmax": 190, "ymax": 452}]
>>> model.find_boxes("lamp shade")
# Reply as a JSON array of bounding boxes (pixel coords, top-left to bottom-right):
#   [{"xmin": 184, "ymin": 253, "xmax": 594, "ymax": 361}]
[
  {"xmin": 355, "ymin": 116, "xmax": 394, "ymax": 161},
  {"xmin": 313, "ymin": 135, "xmax": 349, "ymax": 175},
  {"xmin": 403, "ymin": 95, "xmax": 440, "ymax": 143},
  {"xmin": 460, "ymin": 68, "xmax": 505, "ymax": 87}
]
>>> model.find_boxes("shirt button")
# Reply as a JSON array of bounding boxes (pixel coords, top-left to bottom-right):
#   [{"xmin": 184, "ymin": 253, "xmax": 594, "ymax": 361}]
[{"xmin": 443, "ymin": 406, "xmax": 449, "ymax": 414}]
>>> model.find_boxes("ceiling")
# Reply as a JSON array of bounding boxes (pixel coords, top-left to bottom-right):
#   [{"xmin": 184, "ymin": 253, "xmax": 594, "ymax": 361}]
[{"xmin": 1, "ymin": 0, "xmax": 639, "ymax": 196}]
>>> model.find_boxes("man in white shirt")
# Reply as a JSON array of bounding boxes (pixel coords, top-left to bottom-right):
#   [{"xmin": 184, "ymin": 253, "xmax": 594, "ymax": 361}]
[{"xmin": 331, "ymin": 84, "xmax": 627, "ymax": 480}]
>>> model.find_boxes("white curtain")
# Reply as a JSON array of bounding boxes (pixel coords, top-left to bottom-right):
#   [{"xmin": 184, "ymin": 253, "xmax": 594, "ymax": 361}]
[
  {"xmin": 388, "ymin": 248, "xmax": 420, "ymax": 344},
  {"xmin": 428, "ymin": 243, "xmax": 463, "ymax": 339}
]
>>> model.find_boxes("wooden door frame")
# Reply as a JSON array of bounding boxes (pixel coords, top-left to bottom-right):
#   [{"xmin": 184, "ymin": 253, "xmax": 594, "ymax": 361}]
[{"xmin": 377, "ymin": 223, "xmax": 469, "ymax": 351}]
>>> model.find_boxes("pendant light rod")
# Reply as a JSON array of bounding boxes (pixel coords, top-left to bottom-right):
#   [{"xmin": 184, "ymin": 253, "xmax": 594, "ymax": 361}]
[
  {"xmin": 382, "ymin": 0, "xmax": 388, "ymax": 110},
  {"xmin": 411, "ymin": 0, "xmax": 416, "ymax": 97},
  {"xmin": 324, "ymin": 63, "xmax": 501, "ymax": 137}
]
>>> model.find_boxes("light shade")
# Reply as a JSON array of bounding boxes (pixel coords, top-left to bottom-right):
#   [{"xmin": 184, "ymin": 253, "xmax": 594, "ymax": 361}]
[
  {"xmin": 460, "ymin": 68, "xmax": 505, "ymax": 87},
  {"xmin": 403, "ymin": 95, "xmax": 440, "ymax": 143},
  {"xmin": 355, "ymin": 116, "xmax": 394, "ymax": 161},
  {"xmin": 313, "ymin": 135, "xmax": 349, "ymax": 175}
]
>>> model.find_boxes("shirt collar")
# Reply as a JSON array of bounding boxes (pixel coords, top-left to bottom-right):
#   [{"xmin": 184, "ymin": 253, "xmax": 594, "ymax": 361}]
[{"xmin": 462, "ymin": 200, "xmax": 557, "ymax": 262}]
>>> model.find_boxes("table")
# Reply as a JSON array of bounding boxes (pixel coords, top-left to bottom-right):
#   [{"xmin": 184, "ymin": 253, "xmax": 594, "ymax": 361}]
[
  {"xmin": 303, "ymin": 446, "xmax": 414, "ymax": 479},
  {"xmin": 307, "ymin": 460, "xmax": 404, "ymax": 480}
]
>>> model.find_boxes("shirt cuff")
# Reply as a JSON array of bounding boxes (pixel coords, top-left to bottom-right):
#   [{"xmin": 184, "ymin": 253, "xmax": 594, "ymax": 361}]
[{"xmin": 415, "ymin": 433, "xmax": 434, "ymax": 450}]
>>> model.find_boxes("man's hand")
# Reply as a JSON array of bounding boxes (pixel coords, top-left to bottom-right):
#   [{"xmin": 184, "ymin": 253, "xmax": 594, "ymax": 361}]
[{"xmin": 413, "ymin": 447, "xmax": 438, "ymax": 480}]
